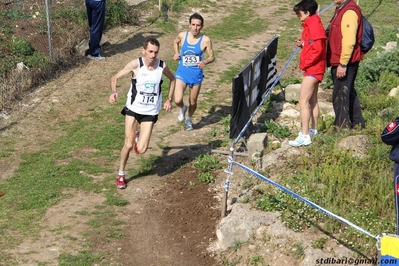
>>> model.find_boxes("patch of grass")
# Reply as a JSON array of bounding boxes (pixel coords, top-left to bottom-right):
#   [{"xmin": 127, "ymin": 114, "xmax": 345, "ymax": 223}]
[
  {"xmin": 264, "ymin": 119, "xmax": 291, "ymax": 138},
  {"xmin": 164, "ymin": 0, "xmax": 216, "ymax": 12},
  {"xmin": 51, "ymin": 6, "xmax": 87, "ymax": 27},
  {"xmin": 194, "ymin": 153, "xmax": 223, "ymax": 172},
  {"xmin": 220, "ymin": 254, "xmax": 242, "ymax": 266},
  {"xmin": 156, "ymin": 21, "xmax": 176, "ymax": 33},
  {"xmin": 312, "ymin": 236, "xmax": 328, "ymax": 250},
  {"xmin": 0, "ymin": 106, "xmax": 130, "ymax": 257},
  {"xmin": 233, "ymin": 240, "xmax": 244, "ymax": 251},
  {"xmin": 206, "ymin": 1, "xmax": 268, "ymax": 41},
  {"xmin": 249, "ymin": 255, "xmax": 266, "ymax": 266},
  {"xmin": 2, "ymin": 9, "xmax": 30, "ymax": 20},
  {"xmin": 106, "ymin": 0, "xmax": 139, "ymax": 27},
  {"xmin": 291, "ymin": 241, "xmax": 305, "ymax": 259},
  {"xmin": 217, "ymin": 59, "xmax": 250, "ymax": 85},
  {"xmin": 0, "ymin": 139, "xmax": 15, "ymax": 158},
  {"xmin": 58, "ymin": 250, "xmax": 104, "ymax": 266},
  {"xmin": 255, "ymin": 127, "xmax": 397, "ymax": 252},
  {"xmin": 198, "ymin": 172, "xmax": 215, "ymax": 183}
]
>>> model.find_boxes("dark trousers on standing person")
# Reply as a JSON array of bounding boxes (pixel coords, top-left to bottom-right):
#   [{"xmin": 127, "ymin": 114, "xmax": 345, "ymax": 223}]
[
  {"xmin": 394, "ymin": 164, "xmax": 399, "ymax": 235},
  {"xmin": 331, "ymin": 62, "xmax": 365, "ymax": 129},
  {"xmin": 85, "ymin": 0, "xmax": 106, "ymax": 57}
]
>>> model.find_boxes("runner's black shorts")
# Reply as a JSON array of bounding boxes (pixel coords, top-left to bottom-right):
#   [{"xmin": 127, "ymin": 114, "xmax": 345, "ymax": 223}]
[{"xmin": 121, "ymin": 107, "xmax": 158, "ymax": 124}]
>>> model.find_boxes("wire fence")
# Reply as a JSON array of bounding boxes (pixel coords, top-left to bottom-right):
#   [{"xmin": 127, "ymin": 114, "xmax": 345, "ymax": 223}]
[
  {"xmin": 0, "ymin": 0, "xmax": 89, "ymax": 109},
  {"xmin": 1, "ymin": 0, "xmax": 86, "ymax": 64}
]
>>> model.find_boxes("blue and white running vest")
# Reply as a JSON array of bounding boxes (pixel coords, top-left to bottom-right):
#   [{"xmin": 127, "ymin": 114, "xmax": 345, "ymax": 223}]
[{"xmin": 175, "ymin": 31, "xmax": 204, "ymax": 86}]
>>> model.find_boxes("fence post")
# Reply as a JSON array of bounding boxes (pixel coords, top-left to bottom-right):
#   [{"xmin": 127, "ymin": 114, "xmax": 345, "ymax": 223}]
[{"xmin": 45, "ymin": 0, "xmax": 53, "ymax": 61}]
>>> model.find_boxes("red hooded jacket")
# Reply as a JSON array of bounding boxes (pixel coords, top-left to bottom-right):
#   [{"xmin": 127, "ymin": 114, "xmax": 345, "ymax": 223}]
[{"xmin": 299, "ymin": 14, "xmax": 327, "ymax": 77}]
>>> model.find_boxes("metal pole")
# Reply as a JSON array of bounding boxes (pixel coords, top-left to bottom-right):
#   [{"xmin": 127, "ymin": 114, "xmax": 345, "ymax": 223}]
[
  {"xmin": 211, "ymin": 150, "xmax": 248, "ymax": 157},
  {"xmin": 45, "ymin": 0, "xmax": 53, "ymax": 61},
  {"xmin": 221, "ymin": 142, "xmax": 234, "ymax": 218}
]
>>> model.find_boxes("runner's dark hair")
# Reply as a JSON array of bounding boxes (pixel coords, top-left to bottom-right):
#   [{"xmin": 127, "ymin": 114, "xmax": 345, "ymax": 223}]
[{"xmin": 189, "ymin": 13, "xmax": 204, "ymax": 25}]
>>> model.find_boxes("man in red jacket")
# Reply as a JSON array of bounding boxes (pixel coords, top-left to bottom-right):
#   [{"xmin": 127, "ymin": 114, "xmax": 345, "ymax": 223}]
[{"xmin": 327, "ymin": 0, "xmax": 365, "ymax": 129}]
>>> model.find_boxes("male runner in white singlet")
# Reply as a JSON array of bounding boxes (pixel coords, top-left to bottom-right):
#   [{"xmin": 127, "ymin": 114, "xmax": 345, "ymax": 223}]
[
  {"xmin": 173, "ymin": 13, "xmax": 215, "ymax": 130},
  {"xmin": 109, "ymin": 37, "xmax": 176, "ymax": 189}
]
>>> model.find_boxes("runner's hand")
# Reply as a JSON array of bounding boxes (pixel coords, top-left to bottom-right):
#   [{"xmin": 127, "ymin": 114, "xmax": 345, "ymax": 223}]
[
  {"xmin": 198, "ymin": 60, "xmax": 206, "ymax": 69},
  {"xmin": 173, "ymin": 54, "xmax": 180, "ymax": 60},
  {"xmin": 109, "ymin": 92, "xmax": 118, "ymax": 103},
  {"xmin": 163, "ymin": 100, "xmax": 172, "ymax": 112}
]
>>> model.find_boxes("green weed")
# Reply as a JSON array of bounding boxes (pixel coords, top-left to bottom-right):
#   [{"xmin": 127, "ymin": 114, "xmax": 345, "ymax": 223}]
[
  {"xmin": 58, "ymin": 251, "xmax": 104, "ymax": 265},
  {"xmin": 233, "ymin": 240, "xmax": 243, "ymax": 251},
  {"xmin": 193, "ymin": 153, "xmax": 223, "ymax": 172},
  {"xmin": 264, "ymin": 119, "xmax": 291, "ymax": 138},
  {"xmin": 249, "ymin": 255, "xmax": 266, "ymax": 266},
  {"xmin": 10, "ymin": 36, "xmax": 35, "ymax": 56},
  {"xmin": 291, "ymin": 242, "xmax": 305, "ymax": 259},
  {"xmin": 106, "ymin": 0, "xmax": 139, "ymax": 27},
  {"xmin": 312, "ymin": 236, "xmax": 328, "ymax": 250},
  {"xmin": 198, "ymin": 172, "xmax": 215, "ymax": 183}
]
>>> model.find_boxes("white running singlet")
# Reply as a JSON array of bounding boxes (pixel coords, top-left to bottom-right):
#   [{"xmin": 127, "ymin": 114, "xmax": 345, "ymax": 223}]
[{"xmin": 125, "ymin": 57, "xmax": 164, "ymax": 116}]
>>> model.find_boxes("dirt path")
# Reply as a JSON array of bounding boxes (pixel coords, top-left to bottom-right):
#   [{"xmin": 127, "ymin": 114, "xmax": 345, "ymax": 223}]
[{"xmin": 0, "ymin": 1, "xmax": 301, "ymax": 265}]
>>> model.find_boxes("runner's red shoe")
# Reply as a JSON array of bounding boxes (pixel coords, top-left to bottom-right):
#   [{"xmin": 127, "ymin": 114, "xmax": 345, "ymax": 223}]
[{"xmin": 116, "ymin": 175, "xmax": 126, "ymax": 189}]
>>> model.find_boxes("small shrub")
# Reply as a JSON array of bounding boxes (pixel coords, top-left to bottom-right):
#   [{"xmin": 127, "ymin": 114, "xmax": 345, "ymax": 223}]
[
  {"xmin": 264, "ymin": 119, "xmax": 291, "ymax": 138},
  {"xmin": 52, "ymin": 7, "xmax": 87, "ymax": 27},
  {"xmin": 377, "ymin": 71, "xmax": 399, "ymax": 90},
  {"xmin": 311, "ymin": 236, "xmax": 328, "ymax": 249},
  {"xmin": 10, "ymin": 37, "xmax": 35, "ymax": 56},
  {"xmin": 194, "ymin": 154, "xmax": 222, "ymax": 172},
  {"xmin": 356, "ymin": 49, "xmax": 399, "ymax": 93},
  {"xmin": 3, "ymin": 9, "xmax": 29, "ymax": 20},
  {"xmin": 291, "ymin": 242, "xmax": 305, "ymax": 259},
  {"xmin": 25, "ymin": 51, "xmax": 48, "ymax": 68},
  {"xmin": 106, "ymin": 0, "xmax": 139, "ymax": 27},
  {"xmin": 198, "ymin": 172, "xmax": 215, "ymax": 183}
]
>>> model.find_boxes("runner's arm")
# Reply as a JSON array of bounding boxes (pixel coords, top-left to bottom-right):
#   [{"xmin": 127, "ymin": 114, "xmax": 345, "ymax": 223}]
[
  {"xmin": 109, "ymin": 59, "xmax": 139, "ymax": 103},
  {"xmin": 162, "ymin": 63, "xmax": 176, "ymax": 112},
  {"xmin": 173, "ymin": 32, "xmax": 184, "ymax": 60},
  {"xmin": 202, "ymin": 36, "xmax": 215, "ymax": 66}
]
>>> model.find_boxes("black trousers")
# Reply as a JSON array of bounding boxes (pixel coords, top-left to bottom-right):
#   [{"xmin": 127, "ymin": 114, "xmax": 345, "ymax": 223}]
[
  {"xmin": 331, "ymin": 62, "xmax": 365, "ymax": 129},
  {"xmin": 85, "ymin": 0, "xmax": 106, "ymax": 56},
  {"xmin": 394, "ymin": 164, "xmax": 399, "ymax": 235}
]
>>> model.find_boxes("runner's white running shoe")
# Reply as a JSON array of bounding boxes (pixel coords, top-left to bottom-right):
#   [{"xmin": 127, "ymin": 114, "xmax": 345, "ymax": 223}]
[{"xmin": 178, "ymin": 105, "xmax": 188, "ymax": 122}]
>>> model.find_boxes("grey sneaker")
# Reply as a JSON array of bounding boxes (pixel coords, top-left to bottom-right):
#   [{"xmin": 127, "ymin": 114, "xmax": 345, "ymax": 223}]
[
  {"xmin": 309, "ymin": 128, "xmax": 318, "ymax": 138},
  {"xmin": 87, "ymin": 54, "xmax": 105, "ymax": 61},
  {"xmin": 178, "ymin": 105, "xmax": 188, "ymax": 122},
  {"xmin": 185, "ymin": 118, "xmax": 193, "ymax": 131}
]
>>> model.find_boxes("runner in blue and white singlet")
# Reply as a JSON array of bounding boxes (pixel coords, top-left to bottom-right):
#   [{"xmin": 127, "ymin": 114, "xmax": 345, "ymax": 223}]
[
  {"xmin": 172, "ymin": 13, "xmax": 215, "ymax": 131},
  {"xmin": 175, "ymin": 31, "xmax": 204, "ymax": 87}
]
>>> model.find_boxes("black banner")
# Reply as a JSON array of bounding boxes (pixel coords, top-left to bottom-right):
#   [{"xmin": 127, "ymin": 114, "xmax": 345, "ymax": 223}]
[{"xmin": 230, "ymin": 36, "xmax": 279, "ymax": 139}]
